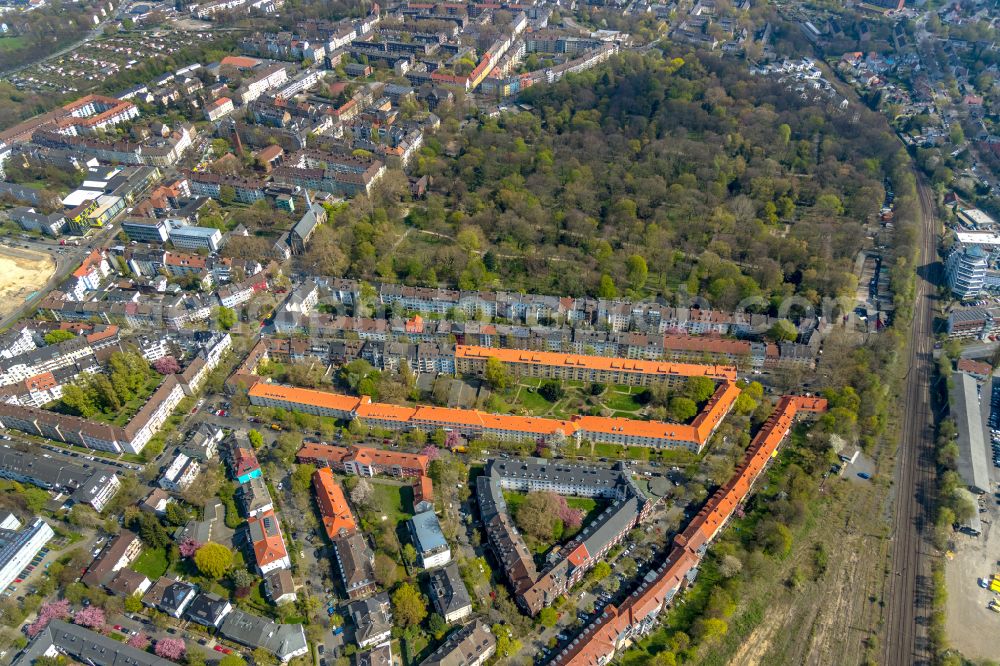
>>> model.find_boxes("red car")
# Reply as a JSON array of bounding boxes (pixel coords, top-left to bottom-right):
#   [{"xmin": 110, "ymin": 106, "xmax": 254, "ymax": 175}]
[
  {"xmin": 214, "ymin": 646, "xmax": 232, "ymax": 655},
  {"xmin": 113, "ymin": 625, "xmax": 125, "ymax": 632}
]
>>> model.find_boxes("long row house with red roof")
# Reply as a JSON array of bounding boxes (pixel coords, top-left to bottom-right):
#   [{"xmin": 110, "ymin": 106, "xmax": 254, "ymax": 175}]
[
  {"xmin": 250, "ymin": 379, "xmax": 740, "ymax": 453},
  {"xmin": 547, "ymin": 395, "xmax": 827, "ymax": 665}
]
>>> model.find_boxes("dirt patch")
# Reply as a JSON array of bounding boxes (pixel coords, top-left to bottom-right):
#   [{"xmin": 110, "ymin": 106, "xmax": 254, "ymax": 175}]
[
  {"xmin": 730, "ymin": 605, "xmax": 791, "ymax": 665},
  {"xmin": 0, "ymin": 245, "xmax": 55, "ymax": 318},
  {"xmin": 944, "ymin": 498, "xmax": 1000, "ymax": 661}
]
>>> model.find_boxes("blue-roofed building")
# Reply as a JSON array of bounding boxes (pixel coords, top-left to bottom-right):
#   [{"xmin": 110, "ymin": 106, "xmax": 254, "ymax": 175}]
[{"xmin": 407, "ymin": 507, "xmax": 450, "ymax": 568}]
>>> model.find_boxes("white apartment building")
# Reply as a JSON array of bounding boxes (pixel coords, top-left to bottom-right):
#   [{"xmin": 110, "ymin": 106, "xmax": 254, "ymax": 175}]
[
  {"xmin": 239, "ymin": 65, "xmax": 288, "ymax": 105},
  {"xmin": 0, "ymin": 514, "xmax": 54, "ymax": 591},
  {"xmin": 159, "ymin": 453, "xmax": 201, "ymax": 492}
]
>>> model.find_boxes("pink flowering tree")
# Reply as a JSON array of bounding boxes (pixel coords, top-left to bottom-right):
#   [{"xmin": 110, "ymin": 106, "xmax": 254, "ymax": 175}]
[
  {"xmin": 154, "ymin": 637, "xmax": 186, "ymax": 661},
  {"xmin": 73, "ymin": 606, "xmax": 106, "ymax": 630},
  {"xmin": 420, "ymin": 445, "xmax": 440, "ymax": 461},
  {"xmin": 179, "ymin": 538, "xmax": 202, "ymax": 559},
  {"xmin": 128, "ymin": 632, "xmax": 151, "ymax": 650},
  {"xmin": 445, "ymin": 431, "xmax": 463, "ymax": 450},
  {"xmin": 554, "ymin": 495, "xmax": 584, "ymax": 530},
  {"xmin": 153, "ymin": 356, "xmax": 181, "ymax": 375},
  {"xmin": 26, "ymin": 599, "xmax": 71, "ymax": 637}
]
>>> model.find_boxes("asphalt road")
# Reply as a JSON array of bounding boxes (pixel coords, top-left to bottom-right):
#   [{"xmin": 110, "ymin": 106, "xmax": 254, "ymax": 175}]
[{"xmin": 883, "ymin": 172, "xmax": 939, "ymax": 666}]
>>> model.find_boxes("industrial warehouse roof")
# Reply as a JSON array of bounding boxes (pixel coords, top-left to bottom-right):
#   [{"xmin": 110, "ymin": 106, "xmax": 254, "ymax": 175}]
[{"xmin": 950, "ymin": 371, "xmax": 991, "ymax": 494}]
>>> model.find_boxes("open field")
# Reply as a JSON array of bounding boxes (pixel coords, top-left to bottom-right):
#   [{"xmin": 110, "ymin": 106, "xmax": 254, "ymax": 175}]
[
  {"xmin": 0, "ymin": 36, "xmax": 28, "ymax": 52},
  {"xmin": 0, "ymin": 245, "xmax": 55, "ymax": 319}
]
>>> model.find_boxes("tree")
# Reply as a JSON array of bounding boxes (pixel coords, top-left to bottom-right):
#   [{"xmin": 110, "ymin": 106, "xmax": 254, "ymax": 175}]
[
  {"xmin": 513, "ymin": 492, "xmax": 563, "ymax": 542},
  {"xmin": 27, "ymin": 600, "xmax": 70, "ymax": 637},
  {"xmin": 165, "ymin": 502, "xmax": 190, "ymax": 527},
  {"xmin": 767, "ymin": 319, "xmax": 798, "ymax": 342},
  {"xmin": 373, "ymin": 554, "xmax": 399, "ymax": 588},
  {"xmin": 683, "ymin": 376, "xmax": 716, "ymax": 403},
  {"xmin": 154, "ymin": 637, "xmax": 186, "ymax": 660},
  {"xmin": 539, "ymin": 380, "xmax": 565, "ymax": 402},
  {"xmin": 734, "ymin": 393, "xmax": 758, "ymax": 414},
  {"xmin": 719, "ymin": 554, "xmax": 743, "ymax": 578},
  {"xmin": 128, "ymin": 632, "xmax": 151, "ymax": 650},
  {"xmin": 211, "ymin": 138, "xmax": 231, "ymax": 158},
  {"xmin": 44, "ymin": 330, "xmax": 77, "ymax": 345},
  {"xmin": 626, "ymin": 255, "xmax": 648, "ymax": 291},
  {"xmin": 539, "ymin": 607, "xmax": 558, "ymax": 627},
  {"xmin": 153, "ymin": 356, "xmax": 181, "ymax": 375},
  {"xmin": 668, "ymin": 396, "xmax": 698, "ymax": 422},
  {"xmin": 230, "ymin": 568, "xmax": 255, "ymax": 591},
  {"xmin": 124, "ymin": 594, "xmax": 144, "ymax": 614},
  {"xmin": 755, "ymin": 520, "xmax": 793, "ymax": 558},
  {"xmin": 252, "ymin": 647, "xmax": 277, "ymax": 666},
  {"xmin": 598, "ymin": 274, "xmax": 618, "ymax": 298},
  {"xmin": 247, "ymin": 430, "xmax": 264, "ymax": 449},
  {"xmin": 186, "ymin": 648, "xmax": 207, "ymax": 666},
  {"xmin": 194, "ymin": 542, "xmax": 234, "ymax": 579},
  {"xmin": 554, "ymin": 495, "xmax": 583, "ymax": 529},
  {"xmin": 215, "ymin": 307, "xmax": 237, "ymax": 331},
  {"xmin": 219, "ymin": 185, "xmax": 236, "ymax": 205},
  {"xmin": 693, "ymin": 617, "xmax": 728, "ymax": 643},
  {"xmin": 590, "ymin": 561, "xmax": 612, "ymax": 582},
  {"xmin": 483, "ymin": 357, "xmax": 512, "ymax": 390},
  {"xmin": 179, "ymin": 538, "xmax": 202, "ymax": 559},
  {"xmin": 401, "ymin": 543, "xmax": 417, "ymax": 566},
  {"xmin": 391, "ymin": 583, "xmax": 427, "ymax": 628},
  {"xmin": 73, "ymin": 606, "xmax": 105, "ymax": 629},
  {"xmin": 350, "ymin": 478, "xmax": 375, "ymax": 507},
  {"xmin": 815, "ymin": 193, "xmax": 844, "ymax": 216},
  {"xmin": 22, "ymin": 486, "xmax": 49, "ymax": 513},
  {"xmin": 427, "ymin": 613, "xmax": 448, "ymax": 640},
  {"xmin": 493, "ymin": 624, "xmax": 521, "ymax": 658}
]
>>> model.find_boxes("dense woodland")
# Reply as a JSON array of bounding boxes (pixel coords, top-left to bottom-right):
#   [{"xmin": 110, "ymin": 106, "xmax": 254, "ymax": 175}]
[{"xmin": 313, "ymin": 48, "xmax": 905, "ymax": 316}]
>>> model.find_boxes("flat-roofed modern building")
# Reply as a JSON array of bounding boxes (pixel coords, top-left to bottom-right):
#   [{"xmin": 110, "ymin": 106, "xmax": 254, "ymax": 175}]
[
  {"xmin": 408, "ymin": 508, "xmax": 451, "ymax": 569},
  {"xmin": 123, "ymin": 217, "xmax": 170, "ymax": 243},
  {"xmin": 0, "ymin": 513, "xmax": 54, "ymax": 591},
  {"xmin": 169, "ymin": 225, "xmax": 223, "ymax": 252}
]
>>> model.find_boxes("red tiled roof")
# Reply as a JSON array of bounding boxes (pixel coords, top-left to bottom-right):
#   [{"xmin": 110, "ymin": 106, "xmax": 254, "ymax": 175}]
[
  {"xmin": 455, "ymin": 345, "xmax": 737, "ymax": 381},
  {"xmin": 313, "ymin": 467, "xmax": 357, "ymax": 539}
]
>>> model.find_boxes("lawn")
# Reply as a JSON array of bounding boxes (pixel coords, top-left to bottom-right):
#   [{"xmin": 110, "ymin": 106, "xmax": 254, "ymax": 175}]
[
  {"xmin": 0, "ymin": 36, "xmax": 27, "ymax": 51},
  {"xmin": 515, "ymin": 386, "xmax": 553, "ymax": 414},
  {"xmin": 502, "ymin": 490, "xmax": 526, "ymax": 514},
  {"xmin": 132, "ymin": 547, "xmax": 168, "ymax": 579},
  {"xmin": 371, "ymin": 481, "xmax": 414, "ymax": 524},
  {"xmin": 565, "ymin": 497, "xmax": 598, "ymax": 513},
  {"xmin": 603, "ymin": 391, "xmax": 643, "ymax": 413}
]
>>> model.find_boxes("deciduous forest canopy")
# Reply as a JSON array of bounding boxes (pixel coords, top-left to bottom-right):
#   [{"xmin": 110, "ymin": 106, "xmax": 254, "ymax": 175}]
[{"xmin": 318, "ymin": 48, "xmax": 904, "ymax": 313}]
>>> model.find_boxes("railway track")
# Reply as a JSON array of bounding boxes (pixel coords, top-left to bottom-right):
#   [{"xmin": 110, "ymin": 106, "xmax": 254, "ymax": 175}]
[{"xmin": 883, "ymin": 171, "xmax": 939, "ymax": 666}]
